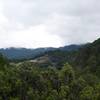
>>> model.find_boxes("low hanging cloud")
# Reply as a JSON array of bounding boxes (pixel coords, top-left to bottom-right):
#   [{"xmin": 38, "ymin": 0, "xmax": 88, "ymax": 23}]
[{"xmin": 0, "ymin": 0, "xmax": 100, "ymax": 48}]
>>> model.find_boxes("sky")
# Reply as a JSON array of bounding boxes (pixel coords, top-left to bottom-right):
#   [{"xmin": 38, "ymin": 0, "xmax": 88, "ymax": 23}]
[{"xmin": 0, "ymin": 0, "xmax": 100, "ymax": 48}]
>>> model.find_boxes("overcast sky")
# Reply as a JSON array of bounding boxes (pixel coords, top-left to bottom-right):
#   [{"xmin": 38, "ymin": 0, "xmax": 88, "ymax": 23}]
[{"xmin": 0, "ymin": 0, "xmax": 100, "ymax": 48}]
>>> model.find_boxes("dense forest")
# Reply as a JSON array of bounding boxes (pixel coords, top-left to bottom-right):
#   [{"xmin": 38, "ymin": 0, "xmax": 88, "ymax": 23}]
[{"xmin": 0, "ymin": 38, "xmax": 100, "ymax": 100}]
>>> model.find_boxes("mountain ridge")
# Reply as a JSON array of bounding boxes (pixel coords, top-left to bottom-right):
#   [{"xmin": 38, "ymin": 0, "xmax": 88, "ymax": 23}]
[{"xmin": 0, "ymin": 44, "xmax": 82, "ymax": 60}]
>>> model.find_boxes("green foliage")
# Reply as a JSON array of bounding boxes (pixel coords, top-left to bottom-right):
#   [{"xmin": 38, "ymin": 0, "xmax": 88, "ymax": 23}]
[
  {"xmin": 59, "ymin": 63, "xmax": 75, "ymax": 84},
  {"xmin": 0, "ymin": 54, "xmax": 8, "ymax": 70},
  {"xmin": 80, "ymin": 86, "xmax": 95, "ymax": 100},
  {"xmin": 59, "ymin": 85, "xmax": 70, "ymax": 99},
  {"xmin": 0, "ymin": 42, "xmax": 100, "ymax": 100}
]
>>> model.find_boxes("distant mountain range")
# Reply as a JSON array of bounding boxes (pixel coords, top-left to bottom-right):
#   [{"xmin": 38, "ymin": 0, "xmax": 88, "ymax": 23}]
[{"xmin": 0, "ymin": 45, "xmax": 82, "ymax": 60}]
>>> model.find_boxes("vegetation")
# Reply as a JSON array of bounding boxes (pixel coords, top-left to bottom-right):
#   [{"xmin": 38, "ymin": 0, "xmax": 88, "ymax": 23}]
[{"xmin": 0, "ymin": 38, "xmax": 100, "ymax": 100}]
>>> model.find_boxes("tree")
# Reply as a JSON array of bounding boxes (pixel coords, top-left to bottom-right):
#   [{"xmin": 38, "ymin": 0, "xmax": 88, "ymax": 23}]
[
  {"xmin": 59, "ymin": 63, "xmax": 75, "ymax": 85},
  {"xmin": 80, "ymin": 86, "xmax": 95, "ymax": 100},
  {"xmin": 59, "ymin": 85, "xmax": 70, "ymax": 99}
]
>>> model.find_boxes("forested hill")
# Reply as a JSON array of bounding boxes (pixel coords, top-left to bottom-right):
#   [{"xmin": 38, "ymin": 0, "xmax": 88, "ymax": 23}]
[
  {"xmin": 0, "ymin": 45, "xmax": 81, "ymax": 60},
  {"xmin": 75, "ymin": 38, "xmax": 100, "ymax": 67},
  {"xmin": 0, "ymin": 39, "xmax": 100, "ymax": 99},
  {"xmin": 30, "ymin": 38, "xmax": 100, "ymax": 69},
  {"xmin": 0, "ymin": 47, "xmax": 56, "ymax": 60}
]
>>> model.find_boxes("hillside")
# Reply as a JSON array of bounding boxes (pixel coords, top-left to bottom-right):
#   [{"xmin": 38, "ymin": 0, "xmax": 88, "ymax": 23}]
[
  {"xmin": 30, "ymin": 38, "xmax": 100, "ymax": 70},
  {"xmin": 0, "ymin": 47, "xmax": 56, "ymax": 60},
  {"xmin": 0, "ymin": 39, "xmax": 100, "ymax": 99},
  {"xmin": 0, "ymin": 39, "xmax": 100, "ymax": 100},
  {"xmin": 0, "ymin": 45, "xmax": 81, "ymax": 60},
  {"xmin": 75, "ymin": 38, "xmax": 100, "ymax": 67}
]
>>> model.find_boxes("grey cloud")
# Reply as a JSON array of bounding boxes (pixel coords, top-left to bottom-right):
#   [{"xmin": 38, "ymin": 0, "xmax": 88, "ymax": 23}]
[{"xmin": 1, "ymin": 0, "xmax": 100, "ymax": 47}]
